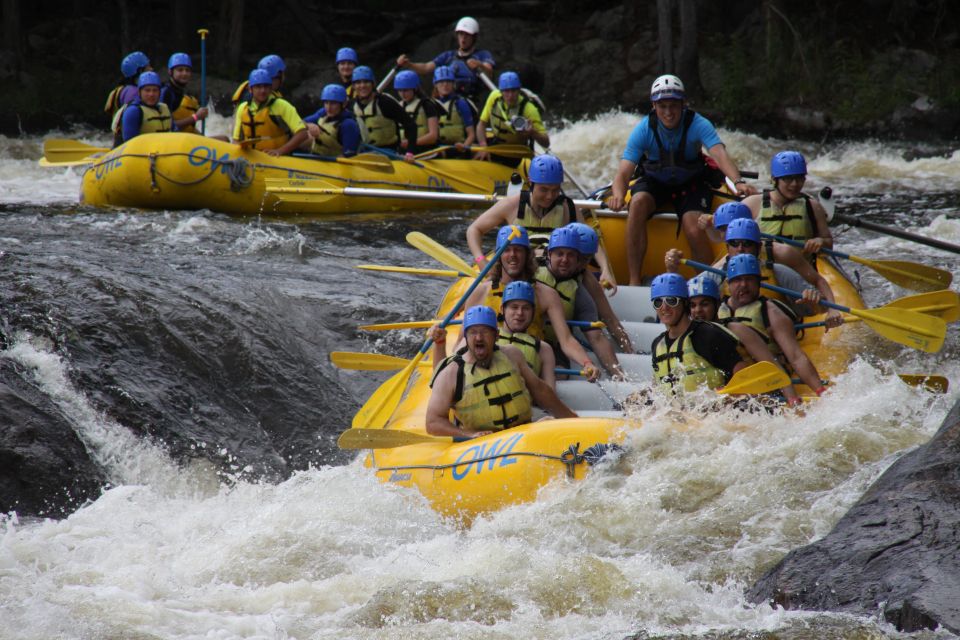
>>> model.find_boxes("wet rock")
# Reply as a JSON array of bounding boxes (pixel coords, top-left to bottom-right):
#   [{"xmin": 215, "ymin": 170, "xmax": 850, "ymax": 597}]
[{"xmin": 747, "ymin": 398, "xmax": 960, "ymax": 634}]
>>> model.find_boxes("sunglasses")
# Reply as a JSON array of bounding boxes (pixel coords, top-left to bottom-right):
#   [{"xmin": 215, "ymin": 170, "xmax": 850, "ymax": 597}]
[
  {"xmin": 653, "ymin": 296, "xmax": 682, "ymax": 310},
  {"xmin": 727, "ymin": 240, "xmax": 757, "ymax": 249}
]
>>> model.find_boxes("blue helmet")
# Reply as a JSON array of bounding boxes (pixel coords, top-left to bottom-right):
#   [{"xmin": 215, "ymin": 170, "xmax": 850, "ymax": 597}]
[
  {"xmin": 770, "ymin": 151, "xmax": 807, "ymax": 179},
  {"xmin": 248, "ymin": 68, "xmax": 273, "ymax": 87},
  {"xmin": 336, "ymin": 47, "xmax": 358, "ymax": 64},
  {"xmin": 727, "ymin": 254, "xmax": 761, "ymax": 279},
  {"xmin": 498, "ymin": 71, "xmax": 521, "ymax": 90},
  {"xmin": 137, "ymin": 71, "xmax": 161, "ymax": 89},
  {"xmin": 257, "ymin": 54, "xmax": 286, "ymax": 78},
  {"xmin": 496, "ymin": 225, "xmax": 530, "ymax": 250},
  {"xmin": 394, "ymin": 70, "xmax": 420, "ymax": 90},
  {"xmin": 650, "ymin": 273, "xmax": 688, "ymax": 300},
  {"xmin": 321, "ymin": 83, "xmax": 347, "ymax": 103},
  {"xmin": 433, "ymin": 65, "xmax": 456, "ymax": 84},
  {"xmin": 121, "ymin": 51, "xmax": 150, "ymax": 78},
  {"xmin": 547, "ymin": 227, "xmax": 580, "ymax": 253},
  {"xmin": 725, "ymin": 217, "xmax": 761, "ymax": 244},
  {"xmin": 566, "ymin": 222, "xmax": 598, "ymax": 255},
  {"xmin": 502, "ymin": 281, "xmax": 536, "ymax": 307},
  {"xmin": 352, "ymin": 65, "xmax": 375, "ymax": 83},
  {"xmin": 463, "ymin": 305, "xmax": 498, "ymax": 331},
  {"xmin": 713, "ymin": 202, "xmax": 753, "ymax": 229},
  {"xmin": 167, "ymin": 52, "xmax": 192, "ymax": 70},
  {"xmin": 688, "ymin": 276, "xmax": 720, "ymax": 300},
  {"xmin": 528, "ymin": 155, "xmax": 563, "ymax": 185}
]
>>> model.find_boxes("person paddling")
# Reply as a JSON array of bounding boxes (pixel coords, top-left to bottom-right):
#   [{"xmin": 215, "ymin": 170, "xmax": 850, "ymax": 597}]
[
  {"xmin": 303, "ymin": 84, "xmax": 361, "ymax": 157},
  {"xmin": 114, "ymin": 71, "xmax": 174, "ymax": 146},
  {"xmin": 232, "ymin": 68, "xmax": 308, "ymax": 156},
  {"xmin": 160, "ymin": 53, "xmax": 209, "ymax": 135}
]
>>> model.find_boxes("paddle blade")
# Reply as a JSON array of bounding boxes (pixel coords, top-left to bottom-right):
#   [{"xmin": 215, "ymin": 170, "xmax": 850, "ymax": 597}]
[
  {"xmin": 717, "ymin": 361, "xmax": 791, "ymax": 395},
  {"xmin": 39, "ymin": 156, "xmax": 99, "ymax": 167},
  {"xmin": 360, "ymin": 320, "xmax": 435, "ymax": 331},
  {"xmin": 853, "ymin": 256, "xmax": 953, "ymax": 292},
  {"xmin": 339, "ymin": 152, "xmax": 395, "ymax": 172},
  {"xmin": 850, "ymin": 306, "xmax": 946, "ymax": 353},
  {"xmin": 356, "ymin": 265, "xmax": 465, "ymax": 278},
  {"xmin": 330, "ymin": 351, "xmax": 414, "ymax": 371},
  {"xmin": 898, "ymin": 374, "xmax": 949, "ymax": 393},
  {"xmin": 885, "ymin": 289, "xmax": 960, "ymax": 323},
  {"xmin": 337, "ymin": 428, "xmax": 439, "ymax": 450},
  {"xmin": 406, "ymin": 231, "xmax": 475, "ymax": 274},
  {"xmin": 264, "ymin": 177, "xmax": 340, "ymax": 205},
  {"xmin": 354, "ymin": 354, "xmax": 426, "ymax": 428},
  {"xmin": 43, "ymin": 138, "xmax": 110, "ymax": 162}
]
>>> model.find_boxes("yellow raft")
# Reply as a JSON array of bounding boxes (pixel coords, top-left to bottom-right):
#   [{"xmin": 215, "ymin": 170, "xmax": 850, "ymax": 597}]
[
  {"xmin": 79, "ymin": 132, "xmax": 518, "ymax": 216},
  {"xmin": 354, "ymin": 212, "xmax": 864, "ymax": 521}
]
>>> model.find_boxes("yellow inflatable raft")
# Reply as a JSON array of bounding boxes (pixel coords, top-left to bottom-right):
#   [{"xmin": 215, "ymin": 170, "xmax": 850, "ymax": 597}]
[
  {"xmin": 354, "ymin": 213, "xmax": 865, "ymax": 520},
  {"xmin": 80, "ymin": 133, "xmax": 518, "ymax": 216}
]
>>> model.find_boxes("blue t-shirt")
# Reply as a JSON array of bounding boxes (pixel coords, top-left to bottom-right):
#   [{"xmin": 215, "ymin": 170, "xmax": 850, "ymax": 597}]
[
  {"xmin": 432, "ymin": 49, "xmax": 495, "ymax": 93},
  {"xmin": 435, "ymin": 95, "xmax": 475, "ymax": 126},
  {"xmin": 622, "ymin": 110, "xmax": 722, "ymax": 165}
]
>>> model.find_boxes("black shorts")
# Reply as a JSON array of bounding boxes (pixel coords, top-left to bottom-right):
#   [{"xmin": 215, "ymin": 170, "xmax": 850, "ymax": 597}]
[{"xmin": 629, "ymin": 168, "xmax": 724, "ymax": 217}]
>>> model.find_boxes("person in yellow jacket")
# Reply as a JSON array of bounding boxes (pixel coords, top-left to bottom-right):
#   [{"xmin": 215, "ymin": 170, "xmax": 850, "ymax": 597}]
[
  {"xmin": 426, "ymin": 305, "xmax": 576, "ymax": 438},
  {"xmin": 232, "ymin": 68, "xmax": 308, "ymax": 156},
  {"xmin": 115, "ymin": 71, "xmax": 174, "ymax": 146},
  {"xmin": 476, "ymin": 71, "xmax": 548, "ymax": 161},
  {"xmin": 159, "ymin": 53, "xmax": 208, "ymax": 134}
]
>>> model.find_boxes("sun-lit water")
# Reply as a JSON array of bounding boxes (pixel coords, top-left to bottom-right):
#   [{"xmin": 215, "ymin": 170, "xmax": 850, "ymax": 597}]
[{"xmin": 0, "ymin": 112, "xmax": 958, "ymax": 639}]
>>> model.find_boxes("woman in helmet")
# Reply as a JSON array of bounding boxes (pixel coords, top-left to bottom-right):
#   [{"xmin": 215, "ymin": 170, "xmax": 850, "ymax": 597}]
[
  {"xmin": 394, "ymin": 70, "xmax": 440, "ymax": 152},
  {"xmin": 476, "ymin": 71, "xmax": 549, "ymax": 162},
  {"xmin": 105, "ymin": 51, "xmax": 152, "ymax": 119},
  {"xmin": 741, "ymin": 151, "xmax": 834, "ymax": 257},
  {"xmin": 396, "ymin": 17, "xmax": 495, "ymax": 103},
  {"xmin": 350, "ymin": 65, "xmax": 418, "ymax": 155},
  {"xmin": 232, "ymin": 68, "xmax": 308, "ymax": 156},
  {"xmin": 159, "ymin": 53, "xmax": 209, "ymax": 135},
  {"xmin": 302, "ymin": 84, "xmax": 361, "ymax": 157},
  {"xmin": 115, "ymin": 71, "xmax": 175, "ymax": 146},
  {"xmin": 431, "ymin": 65, "xmax": 477, "ymax": 156},
  {"xmin": 335, "ymin": 47, "xmax": 359, "ymax": 97}
]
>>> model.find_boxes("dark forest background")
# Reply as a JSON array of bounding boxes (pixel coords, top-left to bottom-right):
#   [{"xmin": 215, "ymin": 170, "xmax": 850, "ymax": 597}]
[{"xmin": 2, "ymin": 0, "xmax": 959, "ymax": 139}]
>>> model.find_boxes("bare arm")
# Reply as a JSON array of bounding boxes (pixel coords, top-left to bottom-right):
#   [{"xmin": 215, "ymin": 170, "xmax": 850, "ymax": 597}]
[
  {"xmin": 396, "ymin": 55, "xmax": 436, "ymax": 76},
  {"xmin": 767, "ymin": 303, "xmax": 822, "ymax": 391},
  {"xmin": 726, "ymin": 323, "xmax": 799, "ymax": 402},
  {"xmin": 537, "ymin": 286, "xmax": 600, "ymax": 382},
  {"xmin": 608, "ymin": 158, "xmax": 637, "ymax": 211},
  {"xmin": 706, "ymin": 143, "xmax": 755, "ymax": 197},
  {"xmin": 773, "ymin": 245, "xmax": 843, "ymax": 327},
  {"xmin": 806, "ymin": 199, "xmax": 834, "ymax": 252},
  {"xmin": 418, "ymin": 116, "xmax": 439, "ymax": 147},
  {"xmin": 463, "ymin": 281, "xmax": 492, "ymax": 310},
  {"xmin": 504, "ymin": 347, "xmax": 576, "ymax": 418},
  {"xmin": 270, "ymin": 129, "xmax": 310, "ymax": 157},
  {"xmin": 581, "ymin": 272, "xmax": 633, "ymax": 353},
  {"xmin": 538, "ymin": 341, "xmax": 556, "ymax": 389},
  {"xmin": 465, "ymin": 195, "xmax": 519, "ymax": 264}
]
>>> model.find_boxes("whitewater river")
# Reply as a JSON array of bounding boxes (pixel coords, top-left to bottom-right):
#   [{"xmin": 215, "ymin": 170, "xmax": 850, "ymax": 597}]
[{"xmin": 1, "ymin": 112, "xmax": 959, "ymax": 639}]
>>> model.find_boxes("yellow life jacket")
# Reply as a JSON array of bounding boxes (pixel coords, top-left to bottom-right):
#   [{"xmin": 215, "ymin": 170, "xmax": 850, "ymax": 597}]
[
  {"xmin": 111, "ymin": 102, "xmax": 173, "ymax": 145},
  {"xmin": 237, "ymin": 97, "xmax": 292, "ymax": 151},
  {"xmin": 718, "ymin": 244, "xmax": 779, "ymax": 298},
  {"xmin": 485, "ymin": 281, "xmax": 545, "ymax": 339},
  {"xmin": 353, "ymin": 94, "xmax": 399, "ymax": 147},
  {"xmin": 430, "ymin": 347, "xmax": 532, "ymax": 432},
  {"xmin": 534, "ymin": 267, "xmax": 578, "ymax": 343},
  {"xmin": 171, "ymin": 92, "xmax": 200, "ymax": 134},
  {"xmin": 759, "ymin": 190, "xmax": 815, "ymax": 241},
  {"xmin": 516, "ymin": 190, "xmax": 573, "ymax": 249},
  {"xmin": 487, "ymin": 93, "xmax": 534, "ymax": 146},
  {"xmin": 435, "ymin": 96, "xmax": 473, "ymax": 144},
  {"xmin": 310, "ymin": 116, "xmax": 343, "ymax": 156},
  {"xmin": 402, "ymin": 96, "xmax": 429, "ymax": 140},
  {"xmin": 717, "ymin": 295, "xmax": 799, "ymax": 356},
  {"xmin": 651, "ymin": 320, "xmax": 731, "ymax": 394},
  {"xmin": 497, "ymin": 329, "xmax": 542, "ymax": 376},
  {"xmin": 104, "ymin": 84, "xmax": 127, "ymax": 116}
]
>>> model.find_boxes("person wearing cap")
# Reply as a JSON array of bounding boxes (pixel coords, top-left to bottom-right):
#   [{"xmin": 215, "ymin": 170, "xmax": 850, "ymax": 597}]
[
  {"xmin": 536, "ymin": 227, "xmax": 626, "ymax": 378},
  {"xmin": 303, "ymin": 83, "xmax": 361, "ymax": 157},
  {"xmin": 476, "ymin": 71, "xmax": 548, "ymax": 160},
  {"xmin": 232, "ymin": 68, "xmax": 308, "ymax": 156},
  {"xmin": 496, "ymin": 281, "xmax": 556, "ymax": 388},
  {"xmin": 115, "ymin": 71, "xmax": 175, "ymax": 146},
  {"xmin": 350, "ymin": 65, "xmax": 418, "ymax": 154},
  {"xmin": 231, "ymin": 54, "xmax": 286, "ymax": 107},
  {"xmin": 432, "ymin": 65, "xmax": 477, "ymax": 154},
  {"xmin": 105, "ymin": 51, "xmax": 152, "ymax": 119},
  {"xmin": 394, "ymin": 70, "xmax": 440, "ymax": 151},
  {"xmin": 426, "ymin": 305, "xmax": 576, "ymax": 438},
  {"xmin": 335, "ymin": 47, "xmax": 359, "ymax": 98},
  {"xmin": 609, "ymin": 74, "xmax": 756, "ymax": 286},
  {"xmin": 717, "ymin": 255, "xmax": 828, "ymax": 403},
  {"xmin": 649, "ymin": 273, "xmax": 745, "ymax": 396},
  {"xmin": 462, "ymin": 225, "xmax": 601, "ymax": 382},
  {"xmin": 741, "ymin": 151, "xmax": 833, "ymax": 259},
  {"xmin": 396, "ymin": 17, "xmax": 495, "ymax": 103},
  {"xmin": 160, "ymin": 53, "xmax": 209, "ymax": 135}
]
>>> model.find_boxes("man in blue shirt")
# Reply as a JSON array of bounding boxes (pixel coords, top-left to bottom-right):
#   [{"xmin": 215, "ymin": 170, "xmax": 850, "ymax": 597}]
[
  {"xmin": 608, "ymin": 74, "xmax": 756, "ymax": 285},
  {"xmin": 396, "ymin": 16, "xmax": 495, "ymax": 103}
]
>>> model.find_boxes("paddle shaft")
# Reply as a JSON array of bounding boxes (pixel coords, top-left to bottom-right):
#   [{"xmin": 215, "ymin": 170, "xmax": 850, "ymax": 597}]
[
  {"xmin": 377, "ymin": 66, "xmax": 400, "ymax": 93},
  {"xmin": 834, "ymin": 212, "xmax": 960, "ymax": 255},
  {"xmin": 271, "ymin": 183, "xmax": 605, "ymax": 208},
  {"xmin": 198, "ymin": 28, "xmax": 209, "ymax": 135}
]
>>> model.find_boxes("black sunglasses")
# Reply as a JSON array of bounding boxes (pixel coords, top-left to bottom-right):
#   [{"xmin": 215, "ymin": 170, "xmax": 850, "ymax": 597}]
[
  {"xmin": 727, "ymin": 240, "xmax": 758, "ymax": 248},
  {"xmin": 653, "ymin": 296, "xmax": 682, "ymax": 310}
]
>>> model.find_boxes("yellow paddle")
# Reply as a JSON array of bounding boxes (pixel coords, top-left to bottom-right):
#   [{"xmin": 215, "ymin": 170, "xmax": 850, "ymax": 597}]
[
  {"xmin": 897, "ymin": 374, "xmax": 949, "ymax": 393},
  {"xmin": 716, "ymin": 361, "xmax": 792, "ymax": 395},
  {"xmin": 361, "ymin": 143, "xmax": 491, "ymax": 192},
  {"xmin": 413, "ymin": 143, "xmax": 534, "ymax": 161},
  {"xmin": 39, "ymin": 156, "xmax": 101, "ymax": 167},
  {"xmin": 353, "ymin": 226, "xmax": 523, "ymax": 429},
  {"xmin": 338, "ymin": 428, "xmax": 444, "ymax": 450},
  {"xmin": 684, "ymin": 259, "xmax": 947, "ymax": 353},
  {"xmin": 331, "ymin": 351, "xmax": 432, "ymax": 371},
  {"xmin": 406, "ymin": 231, "xmax": 476, "ymax": 275},
  {"xmin": 764, "ymin": 233, "xmax": 952, "ymax": 292},
  {"xmin": 795, "ymin": 289, "xmax": 960, "ymax": 330},
  {"xmin": 357, "ymin": 264, "xmax": 468, "ymax": 278},
  {"xmin": 42, "ymin": 138, "xmax": 110, "ymax": 163}
]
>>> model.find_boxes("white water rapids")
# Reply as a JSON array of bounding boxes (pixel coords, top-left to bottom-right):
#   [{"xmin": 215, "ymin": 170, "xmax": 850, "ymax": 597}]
[{"xmin": 1, "ymin": 112, "xmax": 959, "ymax": 639}]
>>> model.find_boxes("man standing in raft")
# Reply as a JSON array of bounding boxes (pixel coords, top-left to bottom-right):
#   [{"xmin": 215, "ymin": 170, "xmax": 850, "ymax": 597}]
[
  {"xmin": 427, "ymin": 305, "xmax": 576, "ymax": 439},
  {"xmin": 232, "ymin": 69, "xmax": 308, "ymax": 156},
  {"xmin": 608, "ymin": 74, "xmax": 756, "ymax": 285}
]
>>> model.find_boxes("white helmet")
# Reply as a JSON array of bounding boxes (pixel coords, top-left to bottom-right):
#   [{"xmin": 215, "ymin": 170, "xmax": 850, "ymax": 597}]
[
  {"xmin": 455, "ymin": 17, "xmax": 480, "ymax": 35},
  {"xmin": 650, "ymin": 74, "xmax": 685, "ymax": 101}
]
